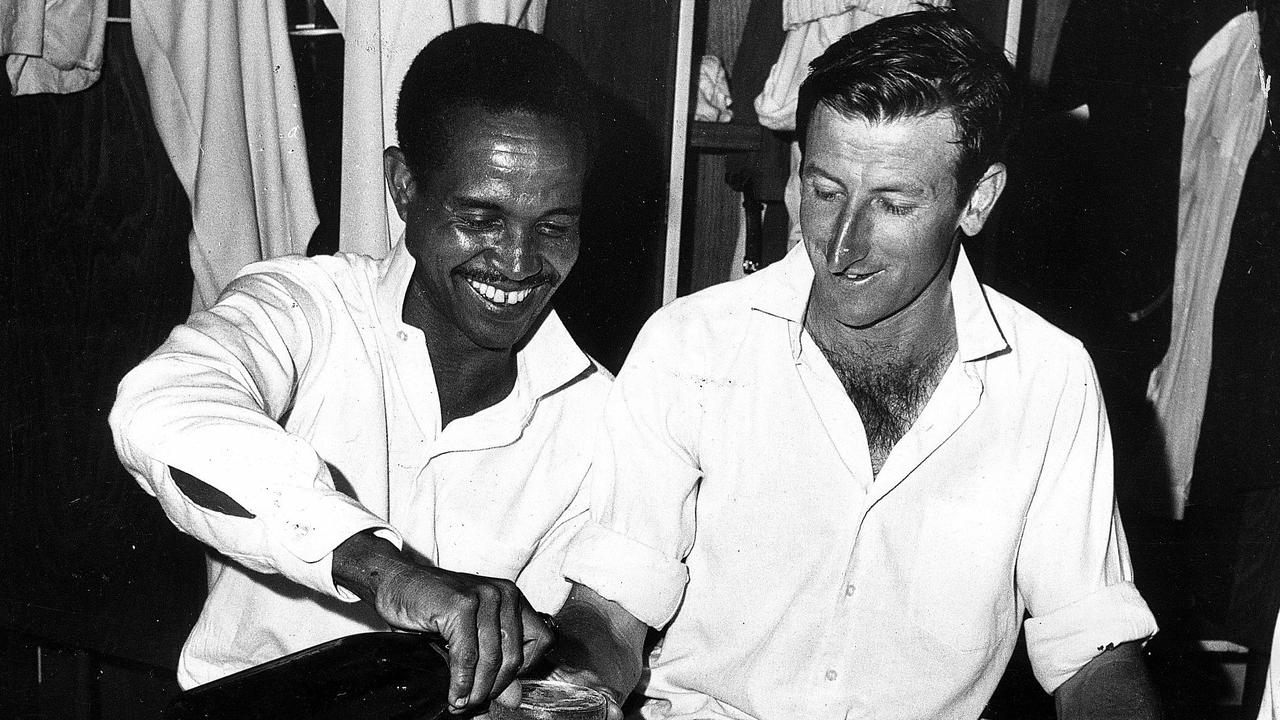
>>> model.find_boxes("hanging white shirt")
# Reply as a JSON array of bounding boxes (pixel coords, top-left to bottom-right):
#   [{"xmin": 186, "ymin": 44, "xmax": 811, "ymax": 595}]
[
  {"xmin": 130, "ymin": 0, "xmax": 319, "ymax": 311},
  {"xmin": 1, "ymin": 0, "xmax": 108, "ymax": 95},
  {"xmin": 1147, "ymin": 10, "xmax": 1268, "ymax": 519},
  {"xmin": 110, "ymin": 237, "xmax": 611, "ymax": 688}
]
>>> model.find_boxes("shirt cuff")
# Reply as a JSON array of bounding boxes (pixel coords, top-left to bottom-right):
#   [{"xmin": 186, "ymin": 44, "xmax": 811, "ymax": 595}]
[
  {"xmin": 561, "ymin": 522, "xmax": 689, "ymax": 628},
  {"xmin": 1024, "ymin": 581, "xmax": 1159, "ymax": 693},
  {"xmin": 266, "ymin": 487, "xmax": 404, "ymax": 601}
]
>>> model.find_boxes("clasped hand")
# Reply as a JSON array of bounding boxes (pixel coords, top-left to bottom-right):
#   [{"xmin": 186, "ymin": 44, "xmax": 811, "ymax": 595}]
[
  {"xmin": 332, "ymin": 532, "xmax": 555, "ymax": 715},
  {"xmin": 375, "ymin": 563, "xmax": 556, "ymax": 713}
]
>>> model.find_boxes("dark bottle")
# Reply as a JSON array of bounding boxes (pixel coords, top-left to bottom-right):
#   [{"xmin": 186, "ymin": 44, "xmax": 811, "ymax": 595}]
[{"xmin": 166, "ymin": 632, "xmax": 453, "ymax": 720}]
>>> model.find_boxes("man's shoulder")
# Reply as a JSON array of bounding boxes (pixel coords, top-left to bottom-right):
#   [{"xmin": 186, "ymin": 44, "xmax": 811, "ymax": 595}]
[
  {"xmin": 235, "ymin": 251, "xmax": 377, "ymax": 286},
  {"xmin": 563, "ymin": 356, "xmax": 615, "ymax": 400},
  {"xmin": 642, "ymin": 271, "xmax": 771, "ymax": 346},
  {"xmin": 225, "ymin": 252, "xmax": 384, "ymax": 310},
  {"xmin": 980, "ymin": 284, "xmax": 1093, "ymax": 370}
]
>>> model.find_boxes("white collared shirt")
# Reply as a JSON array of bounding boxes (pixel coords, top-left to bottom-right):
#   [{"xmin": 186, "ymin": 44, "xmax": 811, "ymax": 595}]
[
  {"xmin": 563, "ymin": 243, "xmax": 1157, "ymax": 720},
  {"xmin": 111, "ymin": 239, "xmax": 611, "ymax": 688}
]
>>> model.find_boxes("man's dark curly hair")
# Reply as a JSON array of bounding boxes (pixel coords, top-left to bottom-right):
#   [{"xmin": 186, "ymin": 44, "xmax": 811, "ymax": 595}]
[
  {"xmin": 796, "ymin": 9, "xmax": 1017, "ymax": 195},
  {"xmin": 395, "ymin": 23, "xmax": 598, "ymax": 182}
]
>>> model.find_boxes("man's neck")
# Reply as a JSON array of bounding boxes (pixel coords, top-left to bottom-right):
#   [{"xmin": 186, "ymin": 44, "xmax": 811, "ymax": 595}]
[
  {"xmin": 805, "ymin": 281, "xmax": 957, "ymax": 364},
  {"xmin": 402, "ymin": 284, "xmax": 519, "ymax": 429},
  {"xmin": 805, "ymin": 286, "xmax": 959, "ymax": 476}
]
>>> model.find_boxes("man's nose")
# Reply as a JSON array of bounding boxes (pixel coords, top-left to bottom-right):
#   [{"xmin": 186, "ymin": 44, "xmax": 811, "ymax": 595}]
[
  {"xmin": 491, "ymin": 226, "xmax": 542, "ymax": 281},
  {"xmin": 826, "ymin": 205, "xmax": 871, "ymax": 274}
]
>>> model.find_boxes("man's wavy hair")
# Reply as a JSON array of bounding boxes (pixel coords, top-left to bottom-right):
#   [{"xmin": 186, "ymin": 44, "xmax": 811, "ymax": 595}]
[
  {"xmin": 796, "ymin": 9, "xmax": 1017, "ymax": 195},
  {"xmin": 395, "ymin": 23, "xmax": 598, "ymax": 183}
]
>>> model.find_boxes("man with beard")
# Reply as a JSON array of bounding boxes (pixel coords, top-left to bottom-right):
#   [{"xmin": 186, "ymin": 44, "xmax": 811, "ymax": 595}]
[
  {"xmin": 548, "ymin": 10, "xmax": 1163, "ymax": 720},
  {"xmin": 111, "ymin": 24, "xmax": 606, "ymax": 716}
]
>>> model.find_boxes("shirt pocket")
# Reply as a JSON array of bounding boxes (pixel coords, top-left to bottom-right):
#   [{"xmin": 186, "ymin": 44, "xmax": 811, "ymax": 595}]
[{"xmin": 907, "ymin": 505, "xmax": 1017, "ymax": 653}]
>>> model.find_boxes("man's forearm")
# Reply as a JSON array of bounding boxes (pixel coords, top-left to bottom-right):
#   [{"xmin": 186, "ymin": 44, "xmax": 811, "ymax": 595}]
[
  {"xmin": 1054, "ymin": 641, "xmax": 1162, "ymax": 720},
  {"xmin": 550, "ymin": 583, "xmax": 649, "ymax": 704},
  {"xmin": 332, "ymin": 530, "xmax": 412, "ymax": 604}
]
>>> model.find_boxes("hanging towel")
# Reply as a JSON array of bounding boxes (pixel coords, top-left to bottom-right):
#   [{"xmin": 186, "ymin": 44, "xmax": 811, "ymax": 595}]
[
  {"xmin": 1, "ymin": 0, "xmax": 108, "ymax": 95},
  {"xmin": 1147, "ymin": 10, "xmax": 1268, "ymax": 520},
  {"xmin": 321, "ymin": 0, "xmax": 546, "ymax": 259},
  {"xmin": 131, "ymin": 0, "xmax": 318, "ymax": 312}
]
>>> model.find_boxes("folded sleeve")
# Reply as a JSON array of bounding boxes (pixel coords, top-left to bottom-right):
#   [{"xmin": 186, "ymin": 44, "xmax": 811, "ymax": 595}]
[
  {"xmin": 1024, "ymin": 581, "xmax": 1160, "ymax": 692},
  {"xmin": 109, "ymin": 263, "xmax": 398, "ymax": 600},
  {"xmin": 1016, "ymin": 349, "xmax": 1158, "ymax": 693},
  {"xmin": 561, "ymin": 308, "xmax": 706, "ymax": 628}
]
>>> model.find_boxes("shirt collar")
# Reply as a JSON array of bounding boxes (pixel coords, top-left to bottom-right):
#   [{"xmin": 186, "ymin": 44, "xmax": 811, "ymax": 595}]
[
  {"xmin": 376, "ymin": 235, "xmax": 594, "ymax": 402},
  {"xmin": 751, "ymin": 241, "xmax": 1008, "ymax": 363}
]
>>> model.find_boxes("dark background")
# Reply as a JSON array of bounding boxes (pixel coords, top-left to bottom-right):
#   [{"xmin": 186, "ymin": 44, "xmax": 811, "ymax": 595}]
[{"xmin": 2, "ymin": 0, "xmax": 1272, "ymax": 718}]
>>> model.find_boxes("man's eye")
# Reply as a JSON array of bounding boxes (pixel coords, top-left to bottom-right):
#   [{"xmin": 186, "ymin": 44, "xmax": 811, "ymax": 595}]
[
  {"xmin": 810, "ymin": 185, "xmax": 841, "ymax": 202},
  {"xmin": 537, "ymin": 220, "xmax": 576, "ymax": 239},
  {"xmin": 460, "ymin": 216, "xmax": 501, "ymax": 231},
  {"xmin": 878, "ymin": 199, "xmax": 915, "ymax": 216},
  {"xmin": 803, "ymin": 178, "xmax": 844, "ymax": 198}
]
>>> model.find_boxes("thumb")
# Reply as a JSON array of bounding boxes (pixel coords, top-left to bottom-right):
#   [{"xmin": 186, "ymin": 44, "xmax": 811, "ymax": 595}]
[{"xmin": 493, "ymin": 678, "xmax": 523, "ymax": 709}]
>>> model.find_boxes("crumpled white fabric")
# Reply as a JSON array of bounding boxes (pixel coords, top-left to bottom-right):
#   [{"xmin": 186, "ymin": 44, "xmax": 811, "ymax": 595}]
[
  {"xmin": 131, "ymin": 0, "xmax": 318, "ymax": 311},
  {"xmin": 322, "ymin": 0, "xmax": 547, "ymax": 258},
  {"xmin": 696, "ymin": 55, "xmax": 733, "ymax": 123},
  {"xmin": 756, "ymin": 0, "xmax": 951, "ymax": 132},
  {"xmin": 1147, "ymin": 10, "xmax": 1267, "ymax": 520},
  {"xmin": 1, "ymin": 0, "xmax": 108, "ymax": 95}
]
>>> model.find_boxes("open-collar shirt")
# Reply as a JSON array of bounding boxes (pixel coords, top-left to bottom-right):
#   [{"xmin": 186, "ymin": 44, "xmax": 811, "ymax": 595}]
[
  {"xmin": 563, "ymin": 243, "xmax": 1157, "ymax": 720},
  {"xmin": 111, "ymin": 238, "xmax": 610, "ymax": 688}
]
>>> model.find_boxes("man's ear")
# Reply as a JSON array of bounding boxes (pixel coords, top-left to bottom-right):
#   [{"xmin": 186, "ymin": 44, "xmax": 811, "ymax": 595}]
[
  {"xmin": 958, "ymin": 162, "xmax": 1007, "ymax": 237},
  {"xmin": 383, "ymin": 147, "xmax": 416, "ymax": 221}
]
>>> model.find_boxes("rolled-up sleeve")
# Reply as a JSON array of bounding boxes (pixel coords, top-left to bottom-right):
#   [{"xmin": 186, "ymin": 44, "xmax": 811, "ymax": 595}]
[
  {"xmin": 562, "ymin": 309, "xmax": 705, "ymax": 628},
  {"xmin": 109, "ymin": 265, "xmax": 397, "ymax": 601},
  {"xmin": 1016, "ymin": 350, "xmax": 1158, "ymax": 692},
  {"xmin": 1025, "ymin": 581, "xmax": 1159, "ymax": 691}
]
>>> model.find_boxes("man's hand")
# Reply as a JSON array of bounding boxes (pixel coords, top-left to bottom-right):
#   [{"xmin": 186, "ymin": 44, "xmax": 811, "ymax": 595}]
[
  {"xmin": 538, "ymin": 583, "xmax": 649, "ymax": 720},
  {"xmin": 332, "ymin": 531, "xmax": 555, "ymax": 714}
]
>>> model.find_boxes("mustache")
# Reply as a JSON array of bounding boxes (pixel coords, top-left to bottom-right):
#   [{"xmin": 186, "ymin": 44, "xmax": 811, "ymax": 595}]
[{"xmin": 458, "ymin": 268, "xmax": 558, "ymax": 288}]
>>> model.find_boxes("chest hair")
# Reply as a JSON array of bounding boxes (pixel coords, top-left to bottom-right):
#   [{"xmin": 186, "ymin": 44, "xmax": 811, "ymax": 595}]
[{"xmin": 815, "ymin": 334, "xmax": 956, "ymax": 475}]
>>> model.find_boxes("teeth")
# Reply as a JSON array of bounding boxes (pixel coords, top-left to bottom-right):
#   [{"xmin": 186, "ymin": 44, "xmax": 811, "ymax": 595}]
[{"xmin": 467, "ymin": 278, "xmax": 534, "ymax": 306}]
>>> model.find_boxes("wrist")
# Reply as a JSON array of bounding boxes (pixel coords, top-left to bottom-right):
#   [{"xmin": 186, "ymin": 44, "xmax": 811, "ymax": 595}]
[
  {"xmin": 332, "ymin": 530, "xmax": 412, "ymax": 604},
  {"xmin": 550, "ymin": 607, "xmax": 641, "ymax": 701}
]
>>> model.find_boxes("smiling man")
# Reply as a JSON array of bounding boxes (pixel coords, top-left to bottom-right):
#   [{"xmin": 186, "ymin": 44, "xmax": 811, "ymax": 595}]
[
  {"xmin": 110, "ymin": 24, "xmax": 607, "ymax": 715},
  {"xmin": 549, "ymin": 10, "xmax": 1163, "ymax": 720}
]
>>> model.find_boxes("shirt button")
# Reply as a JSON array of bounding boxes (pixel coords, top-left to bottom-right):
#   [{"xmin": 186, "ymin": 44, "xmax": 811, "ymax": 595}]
[
  {"xmin": 826, "ymin": 669, "xmax": 838, "ymax": 681},
  {"xmin": 845, "ymin": 584, "xmax": 856, "ymax": 597},
  {"xmin": 396, "ymin": 330, "xmax": 408, "ymax": 342}
]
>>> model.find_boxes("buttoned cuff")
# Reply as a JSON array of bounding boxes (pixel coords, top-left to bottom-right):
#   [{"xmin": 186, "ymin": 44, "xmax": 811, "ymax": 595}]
[
  {"xmin": 562, "ymin": 522, "xmax": 689, "ymax": 628},
  {"xmin": 264, "ymin": 485, "xmax": 404, "ymax": 601},
  {"xmin": 1024, "ymin": 581, "xmax": 1159, "ymax": 693}
]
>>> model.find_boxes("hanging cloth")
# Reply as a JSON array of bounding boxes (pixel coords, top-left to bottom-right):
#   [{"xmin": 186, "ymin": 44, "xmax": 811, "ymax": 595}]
[
  {"xmin": 1, "ymin": 0, "xmax": 108, "ymax": 95},
  {"xmin": 131, "ymin": 0, "xmax": 319, "ymax": 311},
  {"xmin": 322, "ymin": 0, "xmax": 546, "ymax": 259},
  {"xmin": 1147, "ymin": 10, "xmax": 1268, "ymax": 519},
  {"xmin": 755, "ymin": 0, "xmax": 951, "ymax": 132}
]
